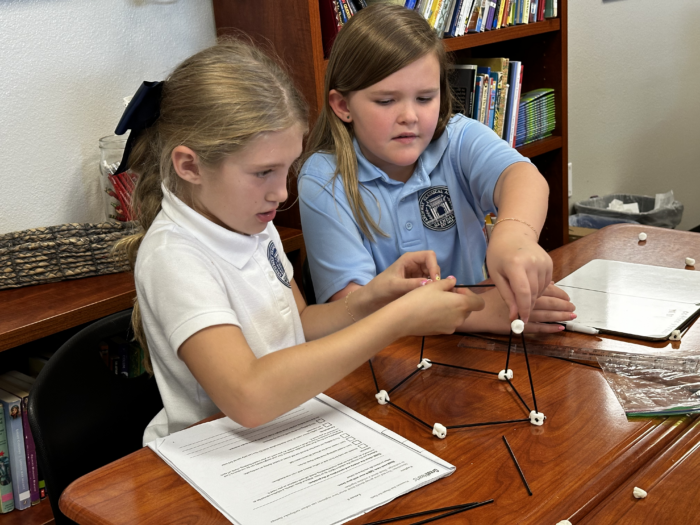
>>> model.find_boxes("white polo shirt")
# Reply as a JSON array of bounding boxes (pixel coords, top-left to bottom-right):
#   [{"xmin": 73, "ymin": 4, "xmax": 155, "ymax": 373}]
[{"xmin": 137, "ymin": 186, "xmax": 304, "ymax": 444}]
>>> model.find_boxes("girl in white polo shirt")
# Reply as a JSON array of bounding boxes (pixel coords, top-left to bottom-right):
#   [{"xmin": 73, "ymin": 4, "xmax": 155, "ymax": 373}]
[{"xmin": 114, "ymin": 40, "xmax": 485, "ymax": 444}]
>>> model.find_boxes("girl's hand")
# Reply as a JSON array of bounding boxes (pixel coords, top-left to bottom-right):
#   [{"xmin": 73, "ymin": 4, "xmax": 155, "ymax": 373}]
[
  {"xmin": 522, "ymin": 283, "xmax": 576, "ymax": 333},
  {"xmin": 363, "ymin": 250, "xmax": 441, "ymax": 309},
  {"xmin": 395, "ymin": 277, "xmax": 485, "ymax": 336},
  {"xmin": 486, "ymin": 224, "xmax": 553, "ymax": 323}
]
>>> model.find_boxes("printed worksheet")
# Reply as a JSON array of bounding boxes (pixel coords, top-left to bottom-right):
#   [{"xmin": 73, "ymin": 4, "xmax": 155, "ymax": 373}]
[{"xmin": 148, "ymin": 394, "xmax": 454, "ymax": 525}]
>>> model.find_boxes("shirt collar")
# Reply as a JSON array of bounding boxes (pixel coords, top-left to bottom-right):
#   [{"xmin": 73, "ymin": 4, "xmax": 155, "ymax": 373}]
[
  {"xmin": 353, "ymin": 127, "xmax": 450, "ymax": 184},
  {"xmin": 159, "ymin": 184, "xmax": 271, "ymax": 269}
]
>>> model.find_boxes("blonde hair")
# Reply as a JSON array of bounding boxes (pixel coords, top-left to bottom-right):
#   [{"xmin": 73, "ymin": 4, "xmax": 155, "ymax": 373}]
[
  {"xmin": 115, "ymin": 38, "xmax": 308, "ymax": 373},
  {"xmin": 303, "ymin": 4, "xmax": 453, "ymax": 241}
]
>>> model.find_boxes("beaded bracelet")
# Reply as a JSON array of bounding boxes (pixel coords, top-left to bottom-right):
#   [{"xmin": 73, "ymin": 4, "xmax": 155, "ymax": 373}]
[
  {"xmin": 344, "ymin": 290, "xmax": 357, "ymax": 323},
  {"xmin": 493, "ymin": 217, "xmax": 539, "ymax": 238}
]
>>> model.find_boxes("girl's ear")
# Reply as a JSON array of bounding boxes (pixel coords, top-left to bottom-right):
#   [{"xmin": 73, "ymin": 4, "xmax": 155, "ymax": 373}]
[
  {"xmin": 172, "ymin": 146, "xmax": 203, "ymax": 185},
  {"xmin": 328, "ymin": 89, "xmax": 352, "ymax": 122}
]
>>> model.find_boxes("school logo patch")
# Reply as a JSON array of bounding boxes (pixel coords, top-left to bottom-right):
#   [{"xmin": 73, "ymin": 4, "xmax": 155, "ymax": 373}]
[
  {"xmin": 267, "ymin": 241, "xmax": 291, "ymax": 288},
  {"xmin": 419, "ymin": 186, "xmax": 456, "ymax": 231}
]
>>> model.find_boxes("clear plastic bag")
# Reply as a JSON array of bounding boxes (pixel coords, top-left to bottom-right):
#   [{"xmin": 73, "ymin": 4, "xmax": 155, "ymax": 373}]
[{"xmin": 598, "ymin": 356, "xmax": 700, "ymax": 416}]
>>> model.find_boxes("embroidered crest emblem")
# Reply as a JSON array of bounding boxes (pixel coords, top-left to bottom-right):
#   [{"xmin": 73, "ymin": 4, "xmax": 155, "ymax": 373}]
[
  {"xmin": 267, "ymin": 241, "xmax": 290, "ymax": 288},
  {"xmin": 419, "ymin": 186, "xmax": 456, "ymax": 231}
]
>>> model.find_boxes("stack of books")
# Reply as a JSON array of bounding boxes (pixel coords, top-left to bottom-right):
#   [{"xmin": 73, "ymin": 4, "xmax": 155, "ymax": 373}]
[
  {"xmin": 319, "ymin": 0, "xmax": 558, "ymax": 58},
  {"xmin": 514, "ymin": 88, "xmax": 556, "ymax": 147},
  {"xmin": 449, "ymin": 58, "xmax": 527, "ymax": 148}
]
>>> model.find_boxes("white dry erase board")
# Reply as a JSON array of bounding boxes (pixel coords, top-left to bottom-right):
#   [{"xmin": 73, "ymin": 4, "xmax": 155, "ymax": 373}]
[{"xmin": 556, "ymin": 259, "xmax": 700, "ymax": 341}]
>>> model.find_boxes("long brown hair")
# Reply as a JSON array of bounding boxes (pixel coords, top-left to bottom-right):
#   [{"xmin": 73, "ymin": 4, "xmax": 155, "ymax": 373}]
[
  {"xmin": 302, "ymin": 4, "xmax": 453, "ymax": 241},
  {"xmin": 115, "ymin": 38, "xmax": 308, "ymax": 373}
]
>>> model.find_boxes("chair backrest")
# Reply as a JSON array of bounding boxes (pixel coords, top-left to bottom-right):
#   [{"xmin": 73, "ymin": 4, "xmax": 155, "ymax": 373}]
[
  {"xmin": 28, "ymin": 309, "xmax": 163, "ymax": 524},
  {"xmin": 302, "ymin": 257, "xmax": 317, "ymax": 305}
]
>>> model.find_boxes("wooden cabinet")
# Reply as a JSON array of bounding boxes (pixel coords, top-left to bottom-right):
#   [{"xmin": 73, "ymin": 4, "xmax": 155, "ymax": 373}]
[{"xmin": 213, "ymin": 1, "xmax": 569, "ymax": 250}]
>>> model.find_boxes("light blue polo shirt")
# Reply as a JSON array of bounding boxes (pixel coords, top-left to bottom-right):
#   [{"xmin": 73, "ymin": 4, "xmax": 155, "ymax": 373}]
[{"xmin": 298, "ymin": 114, "xmax": 530, "ymax": 303}]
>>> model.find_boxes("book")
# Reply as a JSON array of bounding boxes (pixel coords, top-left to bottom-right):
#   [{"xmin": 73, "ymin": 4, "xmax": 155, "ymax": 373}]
[
  {"xmin": 495, "ymin": 0, "xmax": 506, "ymax": 28},
  {"xmin": 545, "ymin": 0, "xmax": 556, "ymax": 18},
  {"xmin": 467, "ymin": 58, "xmax": 509, "ymax": 134},
  {"xmin": 0, "ymin": 406, "xmax": 14, "ymax": 513},
  {"xmin": 502, "ymin": 60, "xmax": 521, "ymax": 145},
  {"xmin": 435, "ymin": 0, "xmax": 457, "ymax": 34},
  {"xmin": 0, "ymin": 379, "xmax": 40, "ymax": 506},
  {"xmin": 510, "ymin": 63, "xmax": 524, "ymax": 146},
  {"xmin": 466, "ymin": 0, "xmax": 481, "ymax": 32},
  {"xmin": 0, "ymin": 390, "xmax": 29, "ymax": 510},
  {"xmin": 449, "ymin": 64, "xmax": 478, "ymax": 118},
  {"xmin": 473, "ymin": 76, "xmax": 482, "ymax": 121},
  {"xmin": 479, "ymin": 74, "xmax": 490, "ymax": 125}
]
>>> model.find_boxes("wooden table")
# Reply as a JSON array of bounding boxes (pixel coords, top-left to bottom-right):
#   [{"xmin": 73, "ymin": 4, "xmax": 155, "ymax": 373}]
[
  {"xmin": 59, "ymin": 224, "xmax": 700, "ymax": 524},
  {"xmin": 0, "ymin": 226, "xmax": 304, "ymax": 353}
]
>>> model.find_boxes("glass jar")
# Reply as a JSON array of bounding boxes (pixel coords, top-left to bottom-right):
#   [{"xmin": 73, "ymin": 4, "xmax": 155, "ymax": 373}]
[{"xmin": 98, "ymin": 134, "xmax": 128, "ymax": 222}]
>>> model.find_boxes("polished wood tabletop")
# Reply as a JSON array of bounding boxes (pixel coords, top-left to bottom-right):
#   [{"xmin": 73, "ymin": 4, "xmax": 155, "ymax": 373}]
[
  {"xmin": 0, "ymin": 226, "xmax": 304, "ymax": 353},
  {"xmin": 59, "ymin": 224, "xmax": 700, "ymax": 524}
]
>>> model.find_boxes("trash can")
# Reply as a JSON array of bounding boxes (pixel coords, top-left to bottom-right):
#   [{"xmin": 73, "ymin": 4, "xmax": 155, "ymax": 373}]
[
  {"xmin": 569, "ymin": 213, "xmax": 640, "ymax": 229},
  {"xmin": 574, "ymin": 193, "xmax": 683, "ymax": 229}
]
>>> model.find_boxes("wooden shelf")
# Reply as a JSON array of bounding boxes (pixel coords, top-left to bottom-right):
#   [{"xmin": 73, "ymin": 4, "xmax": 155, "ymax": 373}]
[
  {"xmin": 443, "ymin": 18, "xmax": 560, "ymax": 51},
  {"xmin": 0, "ymin": 227, "xmax": 304, "ymax": 354},
  {"xmin": 517, "ymin": 135, "xmax": 563, "ymax": 158},
  {"xmin": 0, "ymin": 500, "xmax": 54, "ymax": 525}
]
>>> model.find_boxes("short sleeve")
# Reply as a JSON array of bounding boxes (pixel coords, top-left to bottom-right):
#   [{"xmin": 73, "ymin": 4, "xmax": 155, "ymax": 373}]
[
  {"xmin": 298, "ymin": 160, "xmax": 377, "ymax": 303},
  {"xmin": 135, "ymin": 242, "xmax": 240, "ymax": 354},
  {"xmin": 456, "ymin": 119, "xmax": 531, "ymax": 214}
]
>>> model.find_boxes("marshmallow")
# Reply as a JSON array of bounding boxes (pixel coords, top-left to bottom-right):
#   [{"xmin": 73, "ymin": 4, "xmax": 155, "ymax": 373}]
[
  {"xmin": 511, "ymin": 319, "xmax": 525, "ymax": 334},
  {"xmin": 638, "ymin": 232, "xmax": 647, "ymax": 241},
  {"xmin": 432, "ymin": 423, "xmax": 447, "ymax": 439},
  {"xmin": 669, "ymin": 330, "xmax": 682, "ymax": 341},
  {"xmin": 529, "ymin": 410, "xmax": 545, "ymax": 426},
  {"xmin": 556, "ymin": 521, "xmax": 573, "ymax": 525},
  {"xmin": 498, "ymin": 369, "xmax": 514, "ymax": 381},
  {"xmin": 686, "ymin": 257, "xmax": 695, "ymax": 267},
  {"xmin": 633, "ymin": 486, "xmax": 647, "ymax": 499},
  {"xmin": 417, "ymin": 358, "xmax": 432, "ymax": 370},
  {"xmin": 375, "ymin": 390, "xmax": 390, "ymax": 405}
]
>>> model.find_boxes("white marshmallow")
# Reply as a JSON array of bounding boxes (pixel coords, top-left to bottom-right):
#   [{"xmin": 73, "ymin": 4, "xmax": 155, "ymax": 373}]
[
  {"xmin": 556, "ymin": 521, "xmax": 573, "ymax": 525},
  {"xmin": 686, "ymin": 257, "xmax": 695, "ymax": 267},
  {"xmin": 669, "ymin": 330, "xmax": 682, "ymax": 341},
  {"xmin": 511, "ymin": 319, "xmax": 525, "ymax": 334},
  {"xmin": 375, "ymin": 390, "xmax": 390, "ymax": 405},
  {"xmin": 529, "ymin": 410, "xmax": 545, "ymax": 426},
  {"xmin": 638, "ymin": 232, "xmax": 647, "ymax": 241},
  {"xmin": 417, "ymin": 358, "xmax": 432, "ymax": 370},
  {"xmin": 633, "ymin": 486, "xmax": 647, "ymax": 499},
  {"xmin": 498, "ymin": 369, "xmax": 514, "ymax": 381},
  {"xmin": 432, "ymin": 423, "xmax": 447, "ymax": 439}
]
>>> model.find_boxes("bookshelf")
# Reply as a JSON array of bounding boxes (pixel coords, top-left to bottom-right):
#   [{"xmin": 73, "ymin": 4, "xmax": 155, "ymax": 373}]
[{"xmin": 213, "ymin": 0, "xmax": 568, "ymax": 251}]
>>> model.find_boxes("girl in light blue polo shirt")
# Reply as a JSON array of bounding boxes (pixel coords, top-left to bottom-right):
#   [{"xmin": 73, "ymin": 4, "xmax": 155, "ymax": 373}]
[{"xmin": 299, "ymin": 4, "xmax": 575, "ymax": 334}]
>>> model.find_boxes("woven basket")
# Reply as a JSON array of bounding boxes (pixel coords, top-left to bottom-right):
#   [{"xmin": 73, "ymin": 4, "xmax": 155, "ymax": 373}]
[{"xmin": 0, "ymin": 221, "xmax": 136, "ymax": 290}]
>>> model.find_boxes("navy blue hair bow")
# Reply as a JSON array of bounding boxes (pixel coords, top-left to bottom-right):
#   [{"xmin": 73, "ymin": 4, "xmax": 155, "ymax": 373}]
[{"xmin": 114, "ymin": 80, "xmax": 164, "ymax": 175}]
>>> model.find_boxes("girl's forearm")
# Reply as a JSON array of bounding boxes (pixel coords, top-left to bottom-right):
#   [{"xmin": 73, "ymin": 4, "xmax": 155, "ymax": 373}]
[
  {"xmin": 231, "ymin": 301, "xmax": 407, "ymax": 427},
  {"xmin": 492, "ymin": 163, "xmax": 549, "ymax": 232}
]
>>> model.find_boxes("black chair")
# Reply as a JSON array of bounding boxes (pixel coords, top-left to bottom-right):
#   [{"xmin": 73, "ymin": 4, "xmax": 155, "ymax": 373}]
[
  {"xmin": 28, "ymin": 309, "xmax": 163, "ymax": 524},
  {"xmin": 302, "ymin": 257, "xmax": 317, "ymax": 305}
]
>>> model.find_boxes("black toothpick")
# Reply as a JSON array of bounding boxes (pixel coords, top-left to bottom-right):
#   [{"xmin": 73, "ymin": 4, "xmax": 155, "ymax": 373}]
[{"xmin": 502, "ymin": 435, "xmax": 532, "ymax": 496}]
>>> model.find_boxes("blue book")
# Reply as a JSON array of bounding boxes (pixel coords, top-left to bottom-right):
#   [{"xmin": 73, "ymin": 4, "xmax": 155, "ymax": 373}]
[
  {"xmin": 446, "ymin": 0, "xmax": 464, "ymax": 37},
  {"xmin": 405, "ymin": 0, "xmax": 417, "ymax": 9},
  {"xmin": 0, "ymin": 390, "xmax": 30, "ymax": 510},
  {"xmin": 473, "ymin": 77, "xmax": 482, "ymax": 122}
]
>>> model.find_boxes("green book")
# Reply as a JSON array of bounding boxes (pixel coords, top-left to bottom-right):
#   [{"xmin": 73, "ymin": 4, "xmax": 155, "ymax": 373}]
[{"xmin": 0, "ymin": 407, "xmax": 15, "ymax": 513}]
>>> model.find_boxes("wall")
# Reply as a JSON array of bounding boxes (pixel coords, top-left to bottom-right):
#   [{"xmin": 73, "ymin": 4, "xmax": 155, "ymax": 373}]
[
  {"xmin": 0, "ymin": 0, "xmax": 216, "ymax": 234},
  {"xmin": 569, "ymin": 0, "xmax": 700, "ymax": 230}
]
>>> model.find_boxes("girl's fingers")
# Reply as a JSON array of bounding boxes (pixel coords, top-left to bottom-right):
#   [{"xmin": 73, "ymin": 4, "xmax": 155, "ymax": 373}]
[
  {"xmin": 525, "ymin": 322, "xmax": 566, "ymax": 334},
  {"xmin": 492, "ymin": 273, "xmax": 519, "ymax": 321}
]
